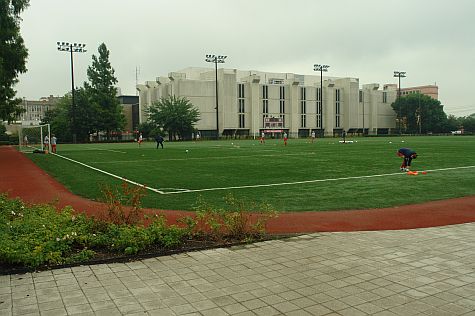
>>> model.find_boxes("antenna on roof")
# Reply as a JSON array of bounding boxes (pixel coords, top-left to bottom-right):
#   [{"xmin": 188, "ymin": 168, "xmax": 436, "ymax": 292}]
[{"xmin": 135, "ymin": 66, "xmax": 141, "ymax": 96}]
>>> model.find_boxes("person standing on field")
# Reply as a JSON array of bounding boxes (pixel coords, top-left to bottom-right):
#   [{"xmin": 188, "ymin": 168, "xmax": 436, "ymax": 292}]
[
  {"xmin": 260, "ymin": 131, "xmax": 265, "ymax": 144},
  {"xmin": 155, "ymin": 134, "xmax": 164, "ymax": 149},
  {"xmin": 138, "ymin": 133, "xmax": 143, "ymax": 147},
  {"xmin": 23, "ymin": 135, "xmax": 28, "ymax": 146},
  {"xmin": 51, "ymin": 134, "xmax": 57, "ymax": 153},
  {"xmin": 397, "ymin": 147, "xmax": 417, "ymax": 171},
  {"xmin": 311, "ymin": 131, "xmax": 316, "ymax": 143},
  {"xmin": 283, "ymin": 132, "xmax": 288, "ymax": 146},
  {"xmin": 43, "ymin": 135, "xmax": 49, "ymax": 152}
]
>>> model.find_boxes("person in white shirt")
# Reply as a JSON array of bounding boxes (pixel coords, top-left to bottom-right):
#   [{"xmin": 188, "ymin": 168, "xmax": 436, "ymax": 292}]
[
  {"xmin": 311, "ymin": 131, "xmax": 316, "ymax": 143},
  {"xmin": 51, "ymin": 135, "xmax": 57, "ymax": 153},
  {"xmin": 44, "ymin": 135, "xmax": 49, "ymax": 151}
]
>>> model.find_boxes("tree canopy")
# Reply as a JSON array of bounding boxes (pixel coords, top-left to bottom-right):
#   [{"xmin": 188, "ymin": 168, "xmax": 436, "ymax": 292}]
[
  {"xmin": 85, "ymin": 43, "xmax": 125, "ymax": 139},
  {"xmin": 0, "ymin": 0, "xmax": 29, "ymax": 123},
  {"xmin": 148, "ymin": 96, "xmax": 200, "ymax": 140},
  {"xmin": 43, "ymin": 43, "xmax": 125, "ymax": 142},
  {"xmin": 391, "ymin": 94, "xmax": 449, "ymax": 134}
]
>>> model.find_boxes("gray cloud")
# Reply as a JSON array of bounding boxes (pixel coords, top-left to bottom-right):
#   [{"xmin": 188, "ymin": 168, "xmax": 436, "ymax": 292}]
[{"xmin": 16, "ymin": 0, "xmax": 475, "ymax": 116}]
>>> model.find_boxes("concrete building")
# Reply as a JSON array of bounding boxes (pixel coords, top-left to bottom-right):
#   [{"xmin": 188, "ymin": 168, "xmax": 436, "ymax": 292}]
[
  {"xmin": 117, "ymin": 95, "xmax": 139, "ymax": 132},
  {"xmin": 401, "ymin": 84, "xmax": 438, "ymax": 100},
  {"xmin": 136, "ymin": 67, "xmax": 399, "ymax": 138},
  {"xmin": 19, "ymin": 95, "xmax": 61, "ymax": 126}
]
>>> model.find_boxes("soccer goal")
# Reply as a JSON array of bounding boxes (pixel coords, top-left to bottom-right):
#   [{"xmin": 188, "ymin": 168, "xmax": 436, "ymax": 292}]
[{"xmin": 18, "ymin": 124, "xmax": 51, "ymax": 153}]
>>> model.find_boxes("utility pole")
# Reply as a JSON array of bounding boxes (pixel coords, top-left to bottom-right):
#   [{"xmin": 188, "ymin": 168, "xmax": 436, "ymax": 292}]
[
  {"xmin": 393, "ymin": 71, "xmax": 406, "ymax": 134},
  {"xmin": 205, "ymin": 54, "xmax": 227, "ymax": 139},
  {"xmin": 57, "ymin": 42, "xmax": 87, "ymax": 143},
  {"xmin": 313, "ymin": 64, "xmax": 330, "ymax": 136}
]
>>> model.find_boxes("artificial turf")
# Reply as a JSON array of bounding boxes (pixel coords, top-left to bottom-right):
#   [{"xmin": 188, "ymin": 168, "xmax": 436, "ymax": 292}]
[{"xmin": 26, "ymin": 136, "xmax": 475, "ymax": 212}]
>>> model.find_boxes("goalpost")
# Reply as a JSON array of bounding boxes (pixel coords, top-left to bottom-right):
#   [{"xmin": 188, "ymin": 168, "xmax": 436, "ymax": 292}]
[{"xmin": 18, "ymin": 124, "xmax": 51, "ymax": 153}]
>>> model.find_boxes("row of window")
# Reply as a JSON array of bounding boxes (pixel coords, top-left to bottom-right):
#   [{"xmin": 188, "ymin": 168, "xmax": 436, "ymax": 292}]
[{"xmin": 238, "ymin": 85, "xmax": 341, "ymax": 129}]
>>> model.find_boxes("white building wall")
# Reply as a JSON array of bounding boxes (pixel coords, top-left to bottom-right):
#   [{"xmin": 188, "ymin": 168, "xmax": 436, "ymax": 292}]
[{"xmin": 137, "ymin": 68, "xmax": 398, "ymax": 137}]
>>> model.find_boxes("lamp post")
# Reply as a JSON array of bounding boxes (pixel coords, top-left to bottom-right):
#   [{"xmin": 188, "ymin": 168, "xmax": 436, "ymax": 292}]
[
  {"xmin": 313, "ymin": 64, "xmax": 330, "ymax": 135},
  {"xmin": 205, "ymin": 54, "xmax": 227, "ymax": 139},
  {"xmin": 57, "ymin": 42, "xmax": 87, "ymax": 143},
  {"xmin": 393, "ymin": 71, "xmax": 406, "ymax": 134}
]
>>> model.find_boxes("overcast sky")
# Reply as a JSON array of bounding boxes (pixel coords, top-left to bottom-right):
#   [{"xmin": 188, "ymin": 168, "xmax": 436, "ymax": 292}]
[{"xmin": 16, "ymin": 0, "xmax": 475, "ymax": 116}]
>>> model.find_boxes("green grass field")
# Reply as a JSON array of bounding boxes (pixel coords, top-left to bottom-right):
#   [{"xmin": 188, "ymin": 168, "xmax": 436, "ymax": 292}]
[{"xmin": 26, "ymin": 136, "xmax": 475, "ymax": 212}]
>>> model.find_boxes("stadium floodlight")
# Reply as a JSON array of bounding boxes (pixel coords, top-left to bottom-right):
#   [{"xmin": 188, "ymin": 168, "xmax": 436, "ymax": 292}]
[
  {"xmin": 57, "ymin": 41, "xmax": 87, "ymax": 143},
  {"xmin": 313, "ymin": 64, "xmax": 330, "ymax": 134},
  {"xmin": 205, "ymin": 54, "xmax": 227, "ymax": 139},
  {"xmin": 393, "ymin": 70, "xmax": 407, "ymax": 134}
]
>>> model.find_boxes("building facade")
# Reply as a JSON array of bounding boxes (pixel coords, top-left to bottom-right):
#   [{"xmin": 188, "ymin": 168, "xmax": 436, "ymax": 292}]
[
  {"xmin": 401, "ymin": 85, "xmax": 438, "ymax": 100},
  {"xmin": 137, "ymin": 68, "xmax": 399, "ymax": 138},
  {"xmin": 19, "ymin": 95, "xmax": 61, "ymax": 125}
]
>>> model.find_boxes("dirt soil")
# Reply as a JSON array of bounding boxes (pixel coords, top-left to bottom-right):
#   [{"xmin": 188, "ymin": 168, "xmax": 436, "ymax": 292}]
[{"xmin": 1, "ymin": 146, "xmax": 475, "ymax": 234}]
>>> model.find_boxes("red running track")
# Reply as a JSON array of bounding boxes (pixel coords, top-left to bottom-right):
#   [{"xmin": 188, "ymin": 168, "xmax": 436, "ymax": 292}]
[{"xmin": 1, "ymin": 146, "xmax": 474, "ymax": 233}]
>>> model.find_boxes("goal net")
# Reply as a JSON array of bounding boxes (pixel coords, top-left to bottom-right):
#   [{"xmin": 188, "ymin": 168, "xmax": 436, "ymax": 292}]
[{"xmin": 18, "ymin": 124, "xmax": 51, "ymax": 153}]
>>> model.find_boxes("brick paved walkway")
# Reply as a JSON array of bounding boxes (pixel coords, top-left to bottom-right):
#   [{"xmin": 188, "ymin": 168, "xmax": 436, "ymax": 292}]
[{"xmin": 1, "ymin": 223, "xmax": 474, "ymax": 315}]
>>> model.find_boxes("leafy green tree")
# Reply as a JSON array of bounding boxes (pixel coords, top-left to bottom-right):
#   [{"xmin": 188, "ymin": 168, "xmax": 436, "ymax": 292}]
[
  {"xmin": 446, "ymin": 115, "xmax": 462, "ymax": 132},
  {"xmin": 0, "ymin": 123, "xmax": 6, "ymax": 135},
  {"xmin": 0, "ymin": 0, "xmax": 29, "ymax": 123},
  {"xmin": 42, "ymin": 89, "xmax": 99, "ymax": 142},
  {"xmin": 460, "ymin": 113, "xmax": 475, "ymax": 133},
  {"xmin": 148, "ymin": 96, "xmax": 200, "ymax": 140},
  {"xmin": 391, "ymin": 94, "xmax": 449, "ymax": 133},
  {"xmin": 137, "ymin": 122, "xmax": 160, "ymax": 139},
  {"xmin": 85, "ymin": 43, "xmax": 125, "ymax": 139}
]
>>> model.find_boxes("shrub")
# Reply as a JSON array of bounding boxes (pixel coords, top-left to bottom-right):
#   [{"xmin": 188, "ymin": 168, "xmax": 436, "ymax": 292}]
[
  {"xmin": 100, "ymin": 181, "xmax": 146, "ymax": 225},
  {"xmin": 0, "ymin": 194, "xmax": 95, "ymax": 268},
  {"xmin": 184, "ymin": 194, "xmax": 277, "ymax": 241}
]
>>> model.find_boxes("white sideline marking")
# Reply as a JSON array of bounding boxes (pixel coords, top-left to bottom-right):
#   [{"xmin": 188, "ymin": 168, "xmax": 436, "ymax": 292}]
[
  {"xmin": 161, "ymin": 165, "xmax": 475, "ymax": 195},
  {"xmin": 83, "ymin": 147, "xmax": 127, "ymax": 154},
  {"xmin": 51, "ymin": 153, "xmax": 165, "ymax": 194}
]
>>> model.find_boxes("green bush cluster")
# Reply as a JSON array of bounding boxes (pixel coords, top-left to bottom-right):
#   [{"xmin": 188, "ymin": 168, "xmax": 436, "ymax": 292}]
[
  {"xmin": 0, "ymin": 194, "xmax": 188, "ymax": 269},
  {"xmin": 0, "ymin": 190, "xmax": 276, "ymax": 270},
  {"xmin": 0, "ymin": 195, "xmax": 95, "ymax": 268}
]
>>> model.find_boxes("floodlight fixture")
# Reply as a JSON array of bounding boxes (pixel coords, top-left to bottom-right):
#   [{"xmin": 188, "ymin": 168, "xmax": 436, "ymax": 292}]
[
  {"xmin": 205, "ymin": 53, "xmax": 228, "ymax": 139},
  {"xmin": 393, "ymin": 70, "xmax": 407, "ymax": 134},
  {"xmin": 313, "ymin": 64, "xmax": 331, "ymax": 133},
  {"xmin": 57, "ymin": 40, "xmax": 87, "ymax": 143}
]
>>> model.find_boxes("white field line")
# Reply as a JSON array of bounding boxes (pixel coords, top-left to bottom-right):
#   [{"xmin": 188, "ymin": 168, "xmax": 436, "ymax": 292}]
[
  {"xmin": 83, "ymin": 147, "xmax": 127, "ymax": 154},
  {"xmin": 161, "ymin": 165, "xmax": 475, "ymax": 195},
  {"xmin": 49, "ymin": 151, "xmax": 475, "ymax": 196},
  {"xmin": 90, "ymin": 152, "xmax": 317, "ymax": 164},
  {"xmin": 51, "ymin": 152, "xmax": 165, "ymax": 194}
]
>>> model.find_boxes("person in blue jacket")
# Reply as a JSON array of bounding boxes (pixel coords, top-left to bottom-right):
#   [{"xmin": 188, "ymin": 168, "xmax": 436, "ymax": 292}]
[
  {"xmin": 155, "ymin": 135, "xmax": 164, "ymax": 149},
  {"xmin": 397, "ymin": 148, "xmax": 417, "ymax": 171}
]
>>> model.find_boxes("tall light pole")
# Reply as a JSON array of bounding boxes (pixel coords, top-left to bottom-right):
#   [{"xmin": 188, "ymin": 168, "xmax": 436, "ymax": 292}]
[
  {"xmin": 394, "ymin": 71, "xmax": 406, "ymax": 134},
  {"xmin": 57, "ymin": 42, "xmax": 87, "ymax": 143},
  {"xmin": 313, "ymin": 64, "xmax": 330, "ymax": 135},
  {"xmin": 205, "ymin": 54, "xmax": 227, "ymax": 139}
]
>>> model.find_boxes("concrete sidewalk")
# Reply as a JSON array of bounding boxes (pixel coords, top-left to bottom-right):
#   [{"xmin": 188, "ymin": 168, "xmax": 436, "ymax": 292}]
[{"xmin": 1, "ymin": 223, "xmax": 474, "ymax": 316}]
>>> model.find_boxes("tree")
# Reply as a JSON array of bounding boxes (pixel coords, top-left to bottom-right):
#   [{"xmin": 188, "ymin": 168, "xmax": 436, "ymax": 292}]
[
  {"xmin": 446, "ymin": 115, "xmax": 462, "ymax": 132},
  {"xmin": 460, "ymin": 113, "xmax": 475, "ymax": 133},
  {"xmin": 391, "ymin": 94, "xmax": 449, "ymax": 134},
  {"xmin": 42, "ymin": 89, "xmax": 99, "ymax": 142},
  {"xmin": 148, "ymin": 96, "xmax": 200, "ymax": 140},
  {"xmin": 136, "ymin": 122, "xmax": 160, "ymax": 139},
  {"xmin": 85, "ymin": 43, "xmax": 125, "ymax": 139},
  {"xmin": 0, "ymin": 0, "xmax": 29, "ymax": 123}
]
